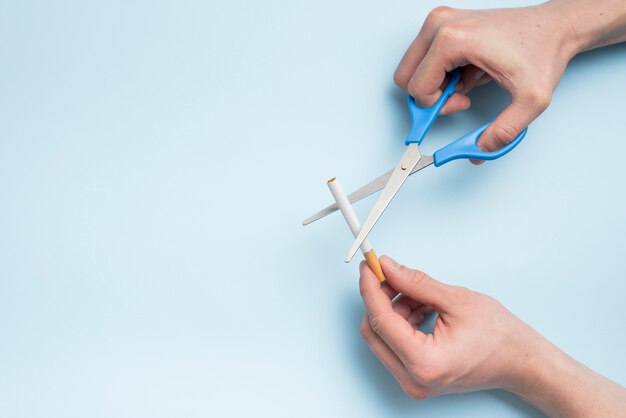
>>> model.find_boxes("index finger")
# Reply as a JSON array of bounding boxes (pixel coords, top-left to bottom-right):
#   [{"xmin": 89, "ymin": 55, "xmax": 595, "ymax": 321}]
[
  {"xmin": 407, "ymin": 35, "xmax": 467, "ymax": 108},
  {"xmin": 394, "ymin": 6, "xmax": 458, "ymax": 89}
]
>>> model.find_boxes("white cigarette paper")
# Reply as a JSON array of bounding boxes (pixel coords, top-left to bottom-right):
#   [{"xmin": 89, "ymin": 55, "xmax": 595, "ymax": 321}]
[
  {"xmin": 327, "ymin": 178, "xmax": 373, "ymax": 254},
  {"xmin": 327, "ymin": 177, "xmax": 385, "ymax": 282}
]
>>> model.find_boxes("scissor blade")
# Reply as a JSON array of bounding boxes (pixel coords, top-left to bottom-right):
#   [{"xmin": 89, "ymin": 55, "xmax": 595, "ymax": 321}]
[
  {"xmin": 302, "ymin": 170, "xmax": 392, "ymax": 226},
  {"xmin": 345, "ymin": 143, "xmax": 423, "ymax": 262},
  {"xmin": 302, "ymin": 155, "xmax": 434, "ymax": 226}
]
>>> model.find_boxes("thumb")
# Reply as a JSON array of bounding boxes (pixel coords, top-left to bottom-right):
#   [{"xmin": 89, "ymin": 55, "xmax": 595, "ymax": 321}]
[
  {"xmin": 380, "ymin": 256, "xmax": 456, "ymax": 311},
  {"xmin": 476, "ymin": 92, "xmax": 548, "ymax": 155}
]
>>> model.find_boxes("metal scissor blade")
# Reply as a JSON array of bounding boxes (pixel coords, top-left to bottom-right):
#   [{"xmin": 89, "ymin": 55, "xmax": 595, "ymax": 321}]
[
  {"xmin": 302, "ymin": 170, "xmax": 392, "ymax": 226},
  {"xmin": 345, "ymin": 143, "xmax": 423, "ymax": 262},
  {"xmin": 302, "ymin": 155, "xmax": 433, "ymax": 226}
]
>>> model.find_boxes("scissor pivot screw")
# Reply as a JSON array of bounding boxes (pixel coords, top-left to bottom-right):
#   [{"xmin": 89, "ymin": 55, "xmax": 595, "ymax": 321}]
[{"xmin": 401, "ymin": 165, "xmax": 407, "ymax": 170}]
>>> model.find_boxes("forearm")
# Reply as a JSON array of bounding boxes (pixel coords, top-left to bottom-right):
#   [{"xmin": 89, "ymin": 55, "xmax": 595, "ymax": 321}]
[
  {"xmin": 548, "ymin": 0, "xmax": 626, "ymax": 52},
  {"xmin": 508, "ymin": 336, "xmax": 626, "ymax": 418}
]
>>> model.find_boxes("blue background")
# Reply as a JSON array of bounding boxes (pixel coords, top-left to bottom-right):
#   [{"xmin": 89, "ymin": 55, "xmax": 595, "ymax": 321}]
[{"xmin": 1, "ymin": 1, "xmax": 625, "ymax": 417}]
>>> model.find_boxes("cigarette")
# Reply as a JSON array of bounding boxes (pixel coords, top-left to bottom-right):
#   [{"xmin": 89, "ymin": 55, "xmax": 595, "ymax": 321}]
[{"xmin": 327, "ymin": 177, "xmax": 385, "ymax": 282}]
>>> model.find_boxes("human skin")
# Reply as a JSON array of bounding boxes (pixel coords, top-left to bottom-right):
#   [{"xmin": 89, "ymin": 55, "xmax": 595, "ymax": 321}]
[
  {"xmin": 361, "ymin": 1, "xmax": 626, "ymax": 414},
  {"xmin": 393, "ymin": 0, "xmax": 626, "ymax": 160},
  {"xmin": 359, "ymin": 256, "xmax": 626, "ymax": 417}
]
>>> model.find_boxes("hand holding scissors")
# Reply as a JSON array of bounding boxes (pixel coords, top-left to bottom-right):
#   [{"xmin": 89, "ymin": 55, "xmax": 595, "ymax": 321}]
[{"xmin": 303, "ymin": 69, "xmax": 527, "ymax": 261}]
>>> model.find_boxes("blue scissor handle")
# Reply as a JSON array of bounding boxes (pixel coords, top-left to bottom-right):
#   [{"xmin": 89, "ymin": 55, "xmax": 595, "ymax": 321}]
[
  {"xmin": 405, "ymin": 69, "xmax": 461, "ymax": 145},
  {"xmin": 433, "ymin": 121, "xmax": 528, "ymax": 167}
]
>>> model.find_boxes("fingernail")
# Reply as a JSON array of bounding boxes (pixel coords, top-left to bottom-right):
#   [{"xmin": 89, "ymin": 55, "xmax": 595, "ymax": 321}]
[
  {"xmin": 359, "ymin": 261, "xmax": 366, "ymax": 273},
  {"xmin": 474, "ymin": 70, "xmax": 485, "ymax": 81},
  {"xmin": 385, "ymin": 256, "xmax": 401, "ymax": 270},
  {"xmin": 477, "ymin": 142, "xmax": 487, "ymax": 152},
  {"xmin": 455, "ymin": 81, "xmax": 464, "ymax": 92}
]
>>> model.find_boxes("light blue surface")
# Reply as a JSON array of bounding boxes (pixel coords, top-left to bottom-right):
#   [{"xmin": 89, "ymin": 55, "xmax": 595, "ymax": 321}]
[{"xmin": 1, "ymin": 1, "xmax": 625, "ymax": 417}]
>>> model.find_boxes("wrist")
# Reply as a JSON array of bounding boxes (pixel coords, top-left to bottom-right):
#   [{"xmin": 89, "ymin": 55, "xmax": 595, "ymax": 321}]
[
  {"xmin": 503, "ymin": 332, "xmax": 623, "ymax": 418},
  {"xmin": 545, "ymin": 0, "xmax": 626, "ymax": 54},
  {"xmin": 505, "ymin": 336, "xmax": 573, "ymax": 411},
  {"xmin": 538, "ymin": 1, "xmax": 590, "ymax": 58},
  {"xmin": 501, "ymin": 330, "xmax": 593, "ymax": 417},
  {"xmin": 498, "ymin": 327, "xmax": 559, "ymax": 396}
]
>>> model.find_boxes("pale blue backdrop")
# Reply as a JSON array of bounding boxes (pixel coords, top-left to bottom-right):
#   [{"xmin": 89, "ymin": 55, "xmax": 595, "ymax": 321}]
[{"xmin": 1, "ymin": 1, "xmax": 625, "ymax": 417}]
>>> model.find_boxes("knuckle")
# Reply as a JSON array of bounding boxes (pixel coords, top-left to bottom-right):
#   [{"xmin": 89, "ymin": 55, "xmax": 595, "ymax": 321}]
[
  {"xmin": 426, "ymin": 6, "xmax": 454, "ymax": 26},
  {"xmin": 407, "ymin": 268, "xmax": 428, "ymax": 289},
  {"xmin": 393, "ymin": 69, "xmax": 408, "ymax": 89},
  {"xmin": 491, "ymin": 122, "xmax": 519, "ymax": 146},
  {"xmin": 448, "ymin": 286, "xmax": 475, "ymax": 311},
  {"xmin": 406, "ymin": 77, "xmax": 420, "ymax": 98},
  {"xmin": 406, "ymin": 80, "xmax": 436, "ymax": 108},
  {"xmin": 368, "ymin": 313, "xmax": 386, "ymax": 335},
  {"xmin": 525, "ymin": 87, "xmax": 552, "ymax": 110},
  {"xmin": 359, "ymin": 318, "xmax": 372, "ymax": 341},
  {"xmin": 436, "ymin": 22, "xmax": 467, "ymax": 43},
  {"xmin": 406, "ymin": 386, "xmax": 431, "ymax": 400},
  {"xmin": 451, "ymin": 285, "xmax": 472, "ymax": 302},
  {"xmin": 411, "ymin": 364, "xmax": 442, "ymax": 385}
]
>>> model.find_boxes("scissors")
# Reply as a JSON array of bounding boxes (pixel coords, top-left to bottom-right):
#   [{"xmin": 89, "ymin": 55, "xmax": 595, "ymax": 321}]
[{"xmin": 302, "ymin": 69, "xmax": 527, "ymax": 262}]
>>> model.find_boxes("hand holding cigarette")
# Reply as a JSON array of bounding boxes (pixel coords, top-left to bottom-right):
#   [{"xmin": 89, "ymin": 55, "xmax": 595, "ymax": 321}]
[{"xmin": 359, "ymin": 257, "xmax": 626, "ymax": 416}]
